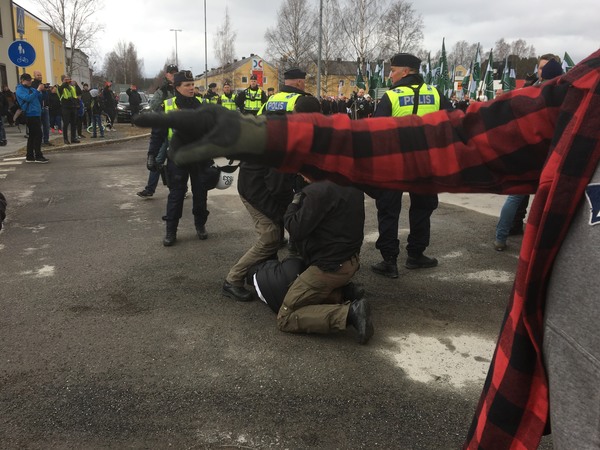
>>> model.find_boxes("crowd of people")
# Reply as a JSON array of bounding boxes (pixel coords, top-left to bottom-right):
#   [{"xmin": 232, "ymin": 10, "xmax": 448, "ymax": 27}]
[{"xmin": 134, "ymin": 49, "xmax": 600, "ymax": 449}]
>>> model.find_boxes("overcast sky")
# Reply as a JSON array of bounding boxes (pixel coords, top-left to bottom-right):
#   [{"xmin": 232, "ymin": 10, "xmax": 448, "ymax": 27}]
[{"xmin": 15, "ymin": 0, "xmax": 599, "ymax": 78}]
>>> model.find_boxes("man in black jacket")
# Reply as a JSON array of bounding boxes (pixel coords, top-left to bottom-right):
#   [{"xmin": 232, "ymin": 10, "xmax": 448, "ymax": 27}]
[
  {"xmin": 278, "ymin": 178, "xmax": 373, "ymax": 344},
  {"xmin": 0, "ymin": 192, "xmax": 6, "ymax": 230},
  {"xmin": 126, "ymin": 84, "xmax": 142, "ymax": 126}
]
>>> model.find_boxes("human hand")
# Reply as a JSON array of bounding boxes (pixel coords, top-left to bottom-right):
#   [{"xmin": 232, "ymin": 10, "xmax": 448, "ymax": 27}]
[{"xmin": 134, "ymin": 105, "xmax": 267, "ymax": 166}]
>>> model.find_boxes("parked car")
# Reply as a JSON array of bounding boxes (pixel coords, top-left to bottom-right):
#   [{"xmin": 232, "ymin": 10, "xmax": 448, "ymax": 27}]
[{"xmin": 116, "ymin": 92, "xmax": 150, "ymax": 123}]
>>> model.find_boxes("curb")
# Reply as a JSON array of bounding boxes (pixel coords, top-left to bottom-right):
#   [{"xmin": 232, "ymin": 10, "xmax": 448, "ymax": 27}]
[{"xmin": 3, "ymin": 132, "xmax": 150, "ymax": 158}]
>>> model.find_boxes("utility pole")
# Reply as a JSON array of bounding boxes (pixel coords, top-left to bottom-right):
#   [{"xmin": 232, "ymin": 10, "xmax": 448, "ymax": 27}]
[
  {"xmin": 317, "ymin": 0, "xmax": 323, "ymax": 98},
  {"xmin": 204, "ymin": 0, "xmax": 208, "ymax": 90},
  {"xmin": 170, "ymin": 29, "xmax": 182, "ymax": 67}
]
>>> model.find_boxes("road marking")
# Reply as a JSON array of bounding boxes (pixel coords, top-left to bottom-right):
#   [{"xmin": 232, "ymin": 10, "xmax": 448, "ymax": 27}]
[
  {"xmin": 2, "ymin": 157, "xmax": 25, "ymax": 162},
  {"xmin": 0, "ymin": 161, "xmax": 23, "ymax": 166},
  {"xmin": 0, "ymin": 174, "xmax": 6, "ymax": 179},
  {"xmin": 20, "ymin": 265, "xmax": 55, "ymax": 278},
  {"xmin": 0, "ymin": 167, "xmax": 16, "ymax": 172},
  {"xmin": 436, "ymin": 269, "xmax": 514, "ymax": 284},
  {"xmin": 381, "ymin": 333, "xmax": 495, "ymax": 388}
]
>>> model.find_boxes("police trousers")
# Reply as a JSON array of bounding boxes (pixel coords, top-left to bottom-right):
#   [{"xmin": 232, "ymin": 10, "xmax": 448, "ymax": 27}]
[
  {"xmin": 164, "ymin": 159, "xmax": 211, "ymax": 229},
  {"xmin": 277, "ymin": 255, "xmax": 360, "ymax": 334},
  {"xmin": 367, "ymin": 189, "xmax": 438, "ymax": 260}
]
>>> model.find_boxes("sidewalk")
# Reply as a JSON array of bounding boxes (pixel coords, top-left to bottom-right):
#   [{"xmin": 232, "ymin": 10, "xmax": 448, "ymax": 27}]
[{"xmin": 0, "ymin": 121, "xmax": 149, "ymax": 159}]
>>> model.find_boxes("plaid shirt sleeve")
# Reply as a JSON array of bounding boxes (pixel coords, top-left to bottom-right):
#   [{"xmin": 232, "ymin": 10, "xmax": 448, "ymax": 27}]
[{"xmin": 262, "ymin": 49, "xmax": 600, "ymax": 450}]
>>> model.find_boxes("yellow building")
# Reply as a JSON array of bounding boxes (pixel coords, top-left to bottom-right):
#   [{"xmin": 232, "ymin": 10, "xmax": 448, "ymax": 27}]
[
  {"xmin": 195, "ymin": 54, "xmax": 279, "ymax": 95},
  {"xmin": 11, "ymin": 3, "xmax": 65, "ymax": 85}
]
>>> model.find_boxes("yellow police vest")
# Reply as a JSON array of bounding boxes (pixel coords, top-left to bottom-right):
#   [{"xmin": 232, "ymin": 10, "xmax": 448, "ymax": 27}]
[
  {"xmin": 164, "ymin": 96, "xmax": 203, "ymax": 140},
  {"xmin": 385, "ymin": 84, "xmax": 441, "ymax": 117},
  {"xmin": 257, "ymin": 92, "xmax": 302, "ymax": 115},
  {"xmin": 205, "ymin": 94, "xmax": 219, "ymax": 105},
  {"xmin": 59, "ymin": 85, "xmax": 77, "ymax": 101},
  {"xmin": 243, "ymin": 88, "xmax": 264, "ymax": 112},
  {"xmin": 220, "ymin": 93, "xmax": 237, "ymax": 111}
]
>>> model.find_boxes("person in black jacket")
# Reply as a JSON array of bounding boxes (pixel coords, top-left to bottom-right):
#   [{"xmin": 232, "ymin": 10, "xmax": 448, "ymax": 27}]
[
  {"xmin": 126, "ymin": 84, "xmax": 142, "ymax": 126},
  {"xmin": 146, "ymin": 71, "xmax": 216, "ymax": 246},
  {"xmin": 278, "ymin": 178, "xmax": 373, "ymax": 344}
]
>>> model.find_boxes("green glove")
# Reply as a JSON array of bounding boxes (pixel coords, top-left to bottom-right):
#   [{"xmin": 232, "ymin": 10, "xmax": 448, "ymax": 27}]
[{"xmin": 134, "ymin": 105, "xmax": 268, "ymax": 166}]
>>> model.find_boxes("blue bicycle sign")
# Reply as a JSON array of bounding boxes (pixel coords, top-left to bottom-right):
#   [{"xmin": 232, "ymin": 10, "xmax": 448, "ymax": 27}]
[{"xmin": 8, "ymin": 40, "xmax": 36, "ymax": 68}]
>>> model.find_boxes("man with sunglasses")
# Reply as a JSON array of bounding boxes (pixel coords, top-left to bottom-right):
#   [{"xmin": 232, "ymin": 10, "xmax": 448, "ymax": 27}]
[{"xmin": 145, "ymin": 70, "xmax": 215, "ymax": 246}]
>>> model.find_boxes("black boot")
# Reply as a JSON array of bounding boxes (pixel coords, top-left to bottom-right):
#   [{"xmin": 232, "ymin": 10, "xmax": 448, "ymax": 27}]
[
  {"xmin": 196, "ymin": 225, "xmax": 208, "ymax": 240},
  {"xmin": 163, "ymin": 231, "xmax": 177, "ymax": 246},
  {"xmin": 347, "ymin": 299, "xmax": 374, "ymax": 344},
  {"xmin": 371, "ymin": 258, "xmax": 398, "ymax": 278},
  {"xmin": 342, "ymin": 282, "xmax": 365, "ymax": 301},
  {"xmin": 163, "ymin": 221, "xmax": 178, "ymax": 246},
  {"xmin": 405, "ymin": 254, "xmax": 438, "ymax": 269}
]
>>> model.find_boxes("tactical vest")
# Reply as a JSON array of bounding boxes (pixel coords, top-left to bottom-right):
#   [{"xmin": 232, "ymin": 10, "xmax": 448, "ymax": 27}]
[
  {"xmin": 205, "ymin": 93, "xmax": 219, "ymax": 105},
  {"xmin": 220, "ymin": 93, "xmax": 237, "ymax": 111},
  {"xmin": 164, "ymin": 96, "xmax": 203, "ymax": 140},
  {"xmin": 243, "ymin": 87, "xmax": 264, "ymax": 112},
  {"xmin": 385, "ymin": 83, "xmax": 441, "ymax": 117},
  {"xmin": 257, "ymin": 92, "xmax": 303, "ymax": 115}
]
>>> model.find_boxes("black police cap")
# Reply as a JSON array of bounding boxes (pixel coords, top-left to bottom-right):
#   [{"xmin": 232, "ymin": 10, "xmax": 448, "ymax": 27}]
[
  {"xmin": 173, "ymin": 70, "xmax": 194, "ymax": 86},
  {"xmin": 249, "ymin": 74, "xmax": 258, "ymax": 80},
  {"xmin": 208, "ymin": 82, "xmax": 217, "ymax": 88},
  {"xmin": 166, "ymin": 64, "xmax": 179, "ymax": 74},
  {"xmin": 390, "ymin": 53, "xmax": 421, "ymax": 70},
  {"xmin": 284, "ymin": 68, "xmax": 306, "ymax": 80}
]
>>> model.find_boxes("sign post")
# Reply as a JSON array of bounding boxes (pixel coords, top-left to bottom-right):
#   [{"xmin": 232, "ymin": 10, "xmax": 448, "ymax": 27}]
[{"xmin": 8, "ymin": 40, "xmax": 36, "ymax": 69}]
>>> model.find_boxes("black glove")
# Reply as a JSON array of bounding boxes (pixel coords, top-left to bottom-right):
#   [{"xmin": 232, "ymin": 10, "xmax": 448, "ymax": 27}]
[
  {"xmin": 134, "ymin": 105, "xmax": 267, "ymax": 167},
  {"xmin": 146, "ymin": 154, "xmax": 159, "ymax": 172}
]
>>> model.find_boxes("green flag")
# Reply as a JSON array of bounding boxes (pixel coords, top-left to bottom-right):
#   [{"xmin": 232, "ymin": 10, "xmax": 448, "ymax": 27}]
[
  {"xmin": 509, "ymin": 68, "xmax": 516, "ymax": 91},
  {"xmin": 563, "ymin": 52, "xmax": 575, "ymax": 72},
  {"xmin": 484, "ymin": 48, "xmax": 494, "ymax": 100},
  {"xmin": 355, "ymin": 64, "xmax": 366, "ymax": 90},
  {"xmin": 471, "ymin": 43, "xmax": 481, "ymax": 99},
  {"xmin": 462, "ymin": 67, "xmax": 471, "ymax": 98},
  {"xmin": 439, "ymin": 38, "xmax": 451, "ymax": 96},
  {"xmin": 501, "ymin": 55, "xmax": 510, "ymax": 92},
  {"xmin": 425, "ymin": 52, "xmax": 432, "ymax": 85}
]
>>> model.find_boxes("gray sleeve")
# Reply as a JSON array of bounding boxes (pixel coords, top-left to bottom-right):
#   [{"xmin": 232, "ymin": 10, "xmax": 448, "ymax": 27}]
[{"xmin": 149, "ymin": 89, "xmax": 164, "ymax": 112}]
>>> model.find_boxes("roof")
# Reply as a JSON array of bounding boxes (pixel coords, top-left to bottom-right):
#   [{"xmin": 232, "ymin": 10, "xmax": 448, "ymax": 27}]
[{"xmin": 196, "ymin": 54, "xmax": 274, "ymax": 79}]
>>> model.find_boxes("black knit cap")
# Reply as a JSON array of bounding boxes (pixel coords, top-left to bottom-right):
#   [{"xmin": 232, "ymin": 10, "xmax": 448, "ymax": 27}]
[
  {"xmin": 390, "ymin": 53, "xmax": 421, "ymax": 69},
  {"xmin": 20, "ymin": 73, "xmax": 32, "ymax": 81},
  {"xmin": 284, "ymin": 68, "xmax": 306, "ymax": 80},
  {"xmin": 541, "ymin": 59, "xmax": 563, "ymax": 80},
  {"xmin": 173, "ymin": 70, "xmax": 194, "ymax": 86}
]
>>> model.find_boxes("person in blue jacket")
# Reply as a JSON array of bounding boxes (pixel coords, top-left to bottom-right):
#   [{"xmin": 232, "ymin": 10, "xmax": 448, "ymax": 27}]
[{"xmin": 15, "ymin": 73, "xmax": 49, "ymax": 163}]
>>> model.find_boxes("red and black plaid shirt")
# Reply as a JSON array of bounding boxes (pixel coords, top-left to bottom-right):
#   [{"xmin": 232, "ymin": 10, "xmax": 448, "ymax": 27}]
[{"xmin": 262, "ymin": 49, "xmax": 600, "ymax": 449}]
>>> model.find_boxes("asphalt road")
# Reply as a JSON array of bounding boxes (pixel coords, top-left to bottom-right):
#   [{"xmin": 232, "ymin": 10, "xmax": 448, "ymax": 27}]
[{"xmin": 0, "ymin": 141, "xmax": 552, "ymax": 449}]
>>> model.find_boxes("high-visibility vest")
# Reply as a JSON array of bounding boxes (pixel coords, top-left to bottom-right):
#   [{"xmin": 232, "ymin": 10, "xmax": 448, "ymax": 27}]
[
  {"xmin": 220, "ymin": 93, "xmax": 237, "ymax": 111},
  {"xmin": 163, "ymin": 96, "xmax": 202, "ymax": 140},
  {"xmin": 243, "ymin": 88, "xmax": 264, "ymax": 112},
  {"xmin": 385, "ymin": 83, "xmax": 441, "ymax": 117},
  {"xmin": 59, "ymin": 85, "xmax": 77, "ymax": 102},
  {"xmin": 205, "ymin": 93, "xmax": 219, "ymax": 105},
  {"xmin": 257, "ymin": 91, "xmax": 303, "ymax": 115}
]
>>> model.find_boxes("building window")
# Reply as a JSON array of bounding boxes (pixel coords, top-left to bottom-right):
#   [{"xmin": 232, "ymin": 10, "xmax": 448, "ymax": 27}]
[
  {"xmin": 0, "ymin": 65, "xmax": 7, "ymax": 88},
  {"xmin": 350, "ymin": 81, "xmax": 355, "ymax": 87},
  {"xmin": 263, "ymin": 76, "xmax": 267, "ymax": 84},
  {"xmin": 52, "ymin": 42, "xmax": 55, "ymax": 60},
  {"xmin": 241, "ymin": 76, "xmax": 248, "ymax": 83},
  {"xmin": 339, "ymin": 80, "xmax": 344, "ymax": 87}
]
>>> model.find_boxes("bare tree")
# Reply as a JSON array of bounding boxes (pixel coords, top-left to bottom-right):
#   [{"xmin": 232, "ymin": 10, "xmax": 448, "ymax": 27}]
[
  {"xmin": 35, "ymin": 0, "xmax": 104, "ymax": 76},
  {"xmin": 494, "ymin": 38, "xmax": 511, "ymax": 61},
  {"xmin": 214, "ymin": 7, "xmax": 237, "ymax": 67},
  {"xmin": 265, "ymin": 0, "xmax": 317, "ymax": 68},
  {"xmin": 380, "ymin": 0, "xmax": 423, "ymax": 55},
  {"xmin": 511, "ymin": 39, "xmax": 536, "ymax": 58},
  {"xmin": 339, "ymin": 0, "xmax": 390, "ymax": 63},
  {"xmin": 103, "ymin": 41, "xmax": 144, "ymax": 86},
  {"xmin": 448, "ymin": 40, "xmax": 478, "ymax": 68}
]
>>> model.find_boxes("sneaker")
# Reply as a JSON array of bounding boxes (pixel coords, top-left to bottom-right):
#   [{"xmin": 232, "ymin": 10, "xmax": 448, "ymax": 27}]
[
  {"xmin": 136, "ymin": 190, "xmax": 153, "ymax": 198},
  {"xmin": 71, "ymin": 139, "xmax": 81, "ymax": 144},
  {"xmin": 34, "ymin": 157, "xmax": 49, "ymax": 164},
  {"xmin": 405, "ymin": 254, "xmax": 438, "ymax": 269},
  {"xmin": 196, "ymin": 226, "xmax": 208, "ymax": 240},
  {"xmin": 58, "ymin": 130, "xmax": 63, "ymax": 134},
  {"xmin": 91, "ymin": 135, "xmax": 97, "ymax": 138},
  {"xmin": 25, "ymin": 157, "xmax": 35, "ymax": 163},
  {"xmin": 0, "ymin": 140, "xmax": 7, "ymax": 147}
]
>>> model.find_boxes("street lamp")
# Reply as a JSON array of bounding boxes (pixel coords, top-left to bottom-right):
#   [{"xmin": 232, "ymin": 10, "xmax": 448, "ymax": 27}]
[
  {"xmin": 170, "ymin": 28, "xmax": 182, "ymax": 67},
  {"xmin": 204, "ymin": 0, "xmax": 208, "ymax": 90}
]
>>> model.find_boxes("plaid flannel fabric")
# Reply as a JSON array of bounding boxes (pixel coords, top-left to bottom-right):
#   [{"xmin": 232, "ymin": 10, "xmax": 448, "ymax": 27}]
[{"xmin": 263, "ymin": 49, "xmax": 600, "ymax": 449}]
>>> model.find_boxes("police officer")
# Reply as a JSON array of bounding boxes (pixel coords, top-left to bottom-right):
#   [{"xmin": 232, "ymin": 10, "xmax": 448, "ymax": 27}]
[
  {"xmin": 235, "ymin": 74, "xmax": 267, "ymax": 115},
  {"xmin": 367, "ymin": 53, "xmax": 452, "ymax": 278},
  {"xmin": 146, "ymin": 70, "xmax": 216, "ymax": 246},
  {"xmin": 219, "ymin": 81, "xmax": 237, "ymax": 111},
  {"xmin": 257, "ymin": 68, "xmax": 311, "ymax": 115},
  {"xmin": 204, "ymin": 82, "xmax": 219, "ymax": 104}
]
